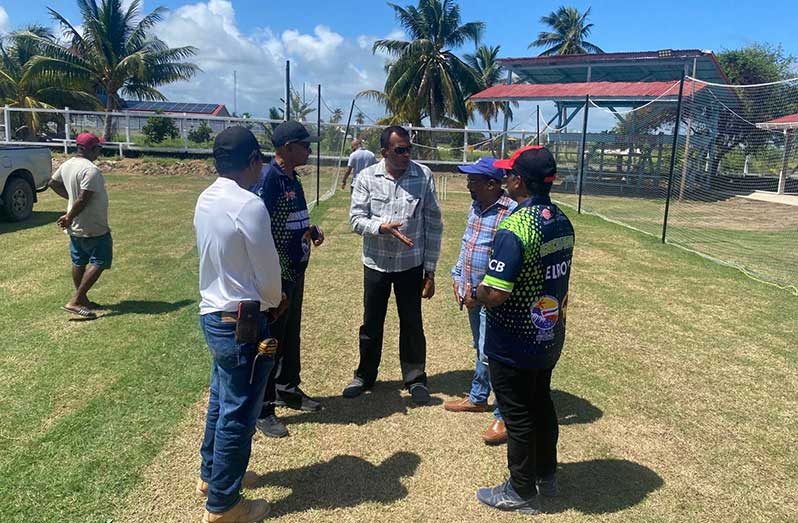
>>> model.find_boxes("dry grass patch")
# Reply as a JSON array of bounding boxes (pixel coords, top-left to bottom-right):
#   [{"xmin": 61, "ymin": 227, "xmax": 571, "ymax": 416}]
[{"xmin": 117, "ymin": 188, "xmax": 796, "ymax": 522}]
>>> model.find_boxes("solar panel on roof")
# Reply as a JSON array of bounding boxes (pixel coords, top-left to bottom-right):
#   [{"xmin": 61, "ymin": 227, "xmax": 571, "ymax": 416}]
[{"xmin": 122, "ymin": 99, "xmax": 222, "ymax": 114}]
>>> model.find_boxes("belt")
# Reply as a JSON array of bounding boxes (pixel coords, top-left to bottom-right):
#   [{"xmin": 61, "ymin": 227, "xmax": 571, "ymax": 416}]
[{"xmin": 220, "ymin": 311, "xmax": 238, "ymax": 321}]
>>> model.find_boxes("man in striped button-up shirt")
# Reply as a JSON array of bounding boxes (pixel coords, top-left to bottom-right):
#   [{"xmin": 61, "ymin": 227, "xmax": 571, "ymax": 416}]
[
  {"xmin": 445, "ymin": 157, "xmax": 516, "ymax": 446},
  {"xmin": 345, "ymin": 126, "xmax": 443, "ymax": 405}
]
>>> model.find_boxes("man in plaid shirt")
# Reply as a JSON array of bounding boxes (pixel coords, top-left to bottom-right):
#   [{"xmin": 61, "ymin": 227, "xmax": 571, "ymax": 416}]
[
  {"xmin": 445, "ymin": 157, "xmax": 516, "ymax": 445},
  {"xmin": 344, "ymin": 126, "xmax": 443, "ymax": 405}
]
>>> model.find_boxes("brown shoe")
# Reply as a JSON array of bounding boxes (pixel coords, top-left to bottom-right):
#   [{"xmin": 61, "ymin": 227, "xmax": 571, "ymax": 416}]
[
  {"xmin": 196, "ymin": 471, "xmax": 260, "ymax": 498},
  {"xmin": 482, "ymin": 419, "xmax": 507, "ymax": 445},
  {"xmin": 443, "ymin": 397, "xmax": 490, "ymax": 413},
  {"xmin": 203, "ymin": 498, "xmax": 270, "ymax": 523}
]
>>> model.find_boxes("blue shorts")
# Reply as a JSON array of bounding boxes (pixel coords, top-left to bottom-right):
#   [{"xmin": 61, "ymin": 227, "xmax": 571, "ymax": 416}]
[{"xmin": 70, "ymin": 232, "xmax": 113, "ymax": 269}]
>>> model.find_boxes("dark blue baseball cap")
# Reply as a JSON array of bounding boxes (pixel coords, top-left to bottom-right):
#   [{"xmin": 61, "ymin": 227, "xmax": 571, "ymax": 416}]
[{"xmin": 457, "ymin": 156, "xmax": 505, "ymax": 181}]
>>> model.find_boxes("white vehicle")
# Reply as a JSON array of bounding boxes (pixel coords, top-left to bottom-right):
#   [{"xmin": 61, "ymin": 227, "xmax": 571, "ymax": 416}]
[{"xmin": 0, "ymin": 146, "xmax": 52, "ymax": 221}]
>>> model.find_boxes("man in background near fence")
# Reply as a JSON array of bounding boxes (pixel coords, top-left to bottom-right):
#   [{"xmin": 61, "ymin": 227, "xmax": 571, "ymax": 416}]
[
  {"xmin": 48, "ymin": 132, "xmax": 111, "ymax": 320},
  {"xmin": 445, "ymin": 157, "xmax": 516, "ymax": 446},
  {"xmin": 475, "ymin": 146, "xmax": 574, "ymax": 515},
  {"xmin": 251, "ymin": 120, "xmax": 325, "ymax": 439},
  {"xmin": 344, "ymin": 125, "xmax": 443, "ymax": 405},
  {"xmin": 341, "ymin": 139, "xmax": 377, "ymax": 190},
  {"xmin": 194, "ymin": 126, "xmax": 282, "ymax": 523}
]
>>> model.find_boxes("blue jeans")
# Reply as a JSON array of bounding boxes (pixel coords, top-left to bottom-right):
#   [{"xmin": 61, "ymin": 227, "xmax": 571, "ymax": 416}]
[
  {"xmin": 199, "ymin": 312, "xmax": 274, "ymax": 513},
  {"xmin": 467, "ymin": 306, "xmax": 502, "ymax": 420}
]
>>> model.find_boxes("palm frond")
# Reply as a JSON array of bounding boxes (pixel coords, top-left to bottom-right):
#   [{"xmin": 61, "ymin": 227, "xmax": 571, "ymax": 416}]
[
  {"xmin": 47, "ymin": 7, "xmax": 90, "ymax": 56},
  {"xmin": 372, "ymin": 38, "xmax": 410, "ymax": 57}
]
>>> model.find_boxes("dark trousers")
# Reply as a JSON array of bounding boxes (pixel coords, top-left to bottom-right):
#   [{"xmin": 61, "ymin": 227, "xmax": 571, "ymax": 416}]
[
  {"xmin": 488, "ymin": 358, "xmax": 558, "ymax": 497},
  {"xmin": 260, "ymin": 271, "xmax": 305, "ymax": 417},
  {"xmin": 356, "ymin": 265, "xmax": 427, "ymax": 388}
]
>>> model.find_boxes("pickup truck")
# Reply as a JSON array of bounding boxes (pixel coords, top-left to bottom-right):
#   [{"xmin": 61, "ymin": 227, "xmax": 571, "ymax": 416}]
[{"xmin": 0, "ymin": 146, "xmax": 52, "ymax": 221}]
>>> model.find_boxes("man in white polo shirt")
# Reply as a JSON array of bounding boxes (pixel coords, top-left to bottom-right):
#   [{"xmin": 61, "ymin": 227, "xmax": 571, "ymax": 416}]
[{"xmin": 194, "ymin": 127, "xmax": 283, "ymax": 523}]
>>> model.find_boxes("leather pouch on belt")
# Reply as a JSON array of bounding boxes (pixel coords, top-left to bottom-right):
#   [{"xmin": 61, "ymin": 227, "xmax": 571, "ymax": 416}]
[{"xmin": 235, "ymin": 301, "xmax": 260, "ymax": 344}]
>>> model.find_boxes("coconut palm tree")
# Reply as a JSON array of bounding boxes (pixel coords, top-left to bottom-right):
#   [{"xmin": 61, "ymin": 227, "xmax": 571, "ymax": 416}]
[
  {"xmin": 357, "ymin": 88, "xmax": 424, "ymax": 126},
  {"xmin": 373, "ymin": 0, "xmax": 483, "ymax": 127},
  {"xmin": 530, "ymin": 6, "xmax": 603, "ymax": 56},
  {"xmin": 0, "ymin": 26, "xmax": 97, "ymax": 140},
  {"xmin": 330, "ymin": 108, "xmax": 343, "ymax": 124},
  {"xmin": 355, "ymin": 111, "xmax": 366, "ymax": 125},
  {"xmin": 464, "ymin": 44, "xmax": 515, "ymax": 155},
  {"xmin": 23, "ymin": 0, "xmax": 199, "ymax": 140}
]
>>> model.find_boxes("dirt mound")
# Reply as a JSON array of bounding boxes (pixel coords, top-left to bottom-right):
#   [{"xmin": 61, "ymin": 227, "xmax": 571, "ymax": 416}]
[{"xmin": 51, "ymin": 155, "xmax": 216, "ymax": 177}]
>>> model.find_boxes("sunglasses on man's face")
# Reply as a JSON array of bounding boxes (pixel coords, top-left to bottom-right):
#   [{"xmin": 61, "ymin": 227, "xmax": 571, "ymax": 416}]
[{"xmin": 391, "ymin": 145, "xmax": 412, "ymax": 155}]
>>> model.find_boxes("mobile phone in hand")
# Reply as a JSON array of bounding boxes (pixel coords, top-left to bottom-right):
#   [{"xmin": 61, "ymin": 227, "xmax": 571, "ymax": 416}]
[{"xmin": 310, "ymin": 225, "xmax": 320, "ymax": 242}]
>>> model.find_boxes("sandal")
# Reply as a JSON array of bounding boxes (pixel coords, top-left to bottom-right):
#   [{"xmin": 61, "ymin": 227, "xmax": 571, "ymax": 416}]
[{"xmin": 61, "ymin": 305, "xmax": 97, "ymax": 319}]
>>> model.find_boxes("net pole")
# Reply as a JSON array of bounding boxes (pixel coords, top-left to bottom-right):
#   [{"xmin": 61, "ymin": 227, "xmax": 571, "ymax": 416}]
[
  {"xmin": 536, "ymin": 105, "xmax": 540, "ymax": 145},
  {"xmin": 678, "ymin": 62, "xmax": 697, "ymax": 200},
  {"xmin": 334, "ymin": 99, "xmax": 356, "ymax": 189},
  {"xmin": 662, "ymin": 72, "xmax": 686, "ymax": 244},
  {"xmin": 778, "ymin": 130, "xmax": 792, "ymax": 195},
  {"xmin": 284, "ymin": 60, "xmax": 290, "ymax": 121},
  {"xmin": 316, "ymin": 84, "xmax": 321, "ymax": 207},
  {"xmin": 577, "ymin": 95, "xmax": 590, "ymax": 214}
]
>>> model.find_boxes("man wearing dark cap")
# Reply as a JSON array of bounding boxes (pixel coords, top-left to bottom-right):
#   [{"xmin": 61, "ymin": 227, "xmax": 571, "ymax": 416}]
[
  {"xmin": 194, "ymin": 126, "xmax": 282, "ymax": 522},
  {"xmin": 48, "ymin": 132, "xmax": 111, "ymax": 320},
  {"xmin": 251, "ymin": 120, "xmax": 325, "ymax": 439},
  {"xmin": 474, "ymin": 146, "xmax": 575, "ymax": 515},
  {"xmin": 445, "ymin": 157, "xmax": 516, "ymax": 445}
]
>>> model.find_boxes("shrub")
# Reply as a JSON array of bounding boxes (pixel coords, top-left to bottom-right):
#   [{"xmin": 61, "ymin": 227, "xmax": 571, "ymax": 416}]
[
  {"xmin": 142, "ymin": 111, "xmax": 179, "ymax": 144},
  {"xmin": 188, "ymin": 121, "xmax": 213, "ymax": 144}
]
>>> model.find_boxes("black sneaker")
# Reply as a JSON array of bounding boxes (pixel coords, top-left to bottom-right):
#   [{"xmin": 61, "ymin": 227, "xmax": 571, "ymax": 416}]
[
  {"xmin": 536, "ymin": 474, "xmax": 558, "ymax": 497},
  {"xmin": 343, "ymin": 376, "xmax": 366, "ymax": 398},
  {"xmin": 476, "ymin": 479, "xmax": 541, "ymax": 515},
  {"xmin": 409, "ymin": 383, "xmax": 430, "ymax": 405},
  {"xmin": 256, "ymin": 414, "xmax": 288, "ymax": 438},
  {"xmin": 274, "ymin": 388, "xmax": 323, "ymax": 412}
]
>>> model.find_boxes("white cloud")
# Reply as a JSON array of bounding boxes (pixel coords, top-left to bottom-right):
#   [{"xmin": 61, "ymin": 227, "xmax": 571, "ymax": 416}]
[
  {"xmin": 357, "ymin": 29, "xmax": 405, "ymax": 54},
  {"xmin": 282, "ymin": 26, "xmax": 343, "ymax": 62},
  {"xmin": 0, "ymin": 7, "xmax": 11, "ymax": 34},
  {"xmin": 154, "ymin": 0, "xmax": 394, "ymax": 120}
]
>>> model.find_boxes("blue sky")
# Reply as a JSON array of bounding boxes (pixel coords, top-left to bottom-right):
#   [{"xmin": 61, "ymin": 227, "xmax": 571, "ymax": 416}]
[{"xmin": 1, "ymin": 0, "xmax": 796, "ymax": 124}]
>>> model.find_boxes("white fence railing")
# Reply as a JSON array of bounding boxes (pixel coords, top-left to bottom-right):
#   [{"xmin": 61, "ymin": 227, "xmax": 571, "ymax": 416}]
[{"xmin": 0, "ymin": 105, "xmax": 539, "ymax": 164}]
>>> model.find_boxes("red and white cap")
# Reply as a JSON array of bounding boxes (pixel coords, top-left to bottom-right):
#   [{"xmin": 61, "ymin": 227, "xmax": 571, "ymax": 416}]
[{"xmin": 493, "ymin": 145, "xmax": 557, "ymax": 183}]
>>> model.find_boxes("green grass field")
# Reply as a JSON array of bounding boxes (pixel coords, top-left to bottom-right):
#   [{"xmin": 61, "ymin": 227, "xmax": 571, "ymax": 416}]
[
  {"xmin": 1, "ymin": 168, "xmax": 796, "ymax": 522},
  {"xmin": 551, "ymin": 189, "xmax": 798, "ymax": 289}
]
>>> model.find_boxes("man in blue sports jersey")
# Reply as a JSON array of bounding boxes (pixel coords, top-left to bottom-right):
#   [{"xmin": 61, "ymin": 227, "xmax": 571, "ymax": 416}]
[
  {"xmin": 251, "ymin": 121, "xmax": 325, "ymax": 439},
  {"xmin": 474, "ymin": 146, "xmax": 575, "ymax": 515}
]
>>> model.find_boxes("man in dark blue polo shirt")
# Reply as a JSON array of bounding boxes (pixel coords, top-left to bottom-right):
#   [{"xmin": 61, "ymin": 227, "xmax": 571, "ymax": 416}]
[
  {"xmin": 474, "ymin": 146, "xmax": 575, "ymax": 515},
  {"xmin": 251, "ymin": 121, "xmax": 325, "ymax": 438}
]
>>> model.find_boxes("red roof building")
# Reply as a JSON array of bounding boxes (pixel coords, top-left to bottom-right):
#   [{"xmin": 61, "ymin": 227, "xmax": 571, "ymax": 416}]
[
  {"xmin": 757, "ymin": 113, "xmax": 798, "ymax": 130},
  {"xmin": 470, "ymin": 80, "xmax": 706, "ymax": 103}
]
